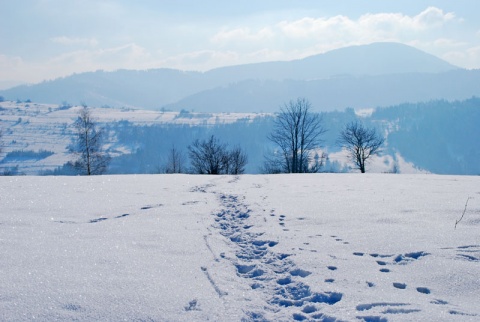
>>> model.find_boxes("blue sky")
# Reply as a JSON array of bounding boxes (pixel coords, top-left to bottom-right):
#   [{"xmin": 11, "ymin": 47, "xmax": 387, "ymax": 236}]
[{"xmin": 1, "ymin": 1, "xmax": 479, "ymax": 88}]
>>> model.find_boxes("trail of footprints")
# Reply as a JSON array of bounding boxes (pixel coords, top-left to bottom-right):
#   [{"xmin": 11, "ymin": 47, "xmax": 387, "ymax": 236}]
[
  {"xmin": 224, "ymin": 201, "xmax": 480, "ymax": 321},
  {"xmin": 351, "ymin": 250, "xmax": 433, "ymax": 293},
  {"xmin": 214, "ymin": 194, "xmax": 342, "ymax": 321},
  {"xmin": 54, "ymin": 203, "xmax": 164, "ymax": 224},
  {"xmin": 56, "ymin": 181, "xmax": 478, "ymax": 320}
]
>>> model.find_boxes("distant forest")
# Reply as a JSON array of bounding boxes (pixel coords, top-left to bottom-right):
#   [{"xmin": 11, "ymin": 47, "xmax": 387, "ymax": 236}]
[
  {"xmin": 48, "ymin": 97, "xmax": 480, "ymax": 175},
  {"xmin": 373, "ymin": 97, "xmax": 480, "ymax": 174}
]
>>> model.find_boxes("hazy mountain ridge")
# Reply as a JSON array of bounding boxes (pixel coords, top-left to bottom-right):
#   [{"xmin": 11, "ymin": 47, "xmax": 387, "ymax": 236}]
[
  {"xmin": 207, "ymin": 42, "xmax": 458, "ymax": 82},
  {"xmin": 0, "ymin": 42, "xmax": 465, "ymax": 111},
  {"xmin": 165, "ymin": 69, "xmax": 480, "ymax": 112}
]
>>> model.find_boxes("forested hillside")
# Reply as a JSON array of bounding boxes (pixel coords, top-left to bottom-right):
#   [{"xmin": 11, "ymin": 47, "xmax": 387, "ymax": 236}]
[{"xmin": 0, "ymin": 97, "xmax": 478, "ymax": 175}]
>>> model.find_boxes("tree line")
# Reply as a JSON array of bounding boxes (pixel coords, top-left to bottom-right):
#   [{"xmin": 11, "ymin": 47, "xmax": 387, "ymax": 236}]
[{"xmin": 69, "ymin": 98, "xmax": 383, "ymax": 176}]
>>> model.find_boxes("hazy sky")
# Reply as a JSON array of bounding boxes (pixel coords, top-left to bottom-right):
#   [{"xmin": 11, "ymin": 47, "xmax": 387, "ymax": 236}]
[{"xmin": 1, "ymin": 1, "xmax": 479, "ymax": 88}]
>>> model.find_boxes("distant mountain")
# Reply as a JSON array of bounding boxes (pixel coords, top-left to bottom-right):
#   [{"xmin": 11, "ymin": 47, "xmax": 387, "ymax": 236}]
[
  {"xmin": 206, "ymin": 42, "xmax": 458, "ymax": 83},
  {"xmin": 0, "ymin": 42, "xmax": 462, "ymax": 111},
  {"xmin": 167, "ymin": 69, "xmax": 480, "ymax": 112}
]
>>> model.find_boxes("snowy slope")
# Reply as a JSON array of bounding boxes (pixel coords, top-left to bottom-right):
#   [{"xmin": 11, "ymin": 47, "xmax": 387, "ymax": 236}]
[
  {"xmin": 0, "ymin": 101, "xmax": 268, "ymax": 174},
  {"xmin": 1, "ymin": 174, "xmax": 479, "ymax": 321}
]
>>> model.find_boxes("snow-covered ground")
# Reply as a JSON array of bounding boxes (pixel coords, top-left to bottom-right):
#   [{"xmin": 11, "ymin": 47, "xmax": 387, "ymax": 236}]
[{"xmin": 1, "ymin": 174, "xmax": 479, "ymax": 321}]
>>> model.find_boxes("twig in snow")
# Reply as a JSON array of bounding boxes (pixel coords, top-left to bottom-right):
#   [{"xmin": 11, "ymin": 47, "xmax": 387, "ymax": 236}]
[{"xmin": 455, "ymin": 197, "xmax": 472, "ymax": 229}]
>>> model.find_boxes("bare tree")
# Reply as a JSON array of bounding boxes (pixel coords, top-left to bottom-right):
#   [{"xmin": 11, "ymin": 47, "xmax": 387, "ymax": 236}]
[
  {"xmin": 71, "ymin": 106, "xmax": 110, "ymax": 175},
  {"xmin": 228, "ymin": 145, "xmax": 248, "ymax": 175},
  {"xmin": 164, "ymin": 145, "xmax": 186, "ymax": 174},
  {"xmin": 188, "ymin": 135, "xmax": 248, "ymax": 174},
  {"xmin": 337, "ymin": 120, "xmax": 384, "ymax": 173},
  {"xmin": 267, "ymin": 98, "xmax": 327, "ymax": 173},
  {"xmin": 188, "ymin": 135, "xmax": 227, "ymax": 174}
]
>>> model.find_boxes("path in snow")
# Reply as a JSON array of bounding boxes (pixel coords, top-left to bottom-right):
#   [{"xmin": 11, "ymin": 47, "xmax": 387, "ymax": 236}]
[{"xmin": 196, "ymin": 176, "xmax": 479, "ymax": 321}]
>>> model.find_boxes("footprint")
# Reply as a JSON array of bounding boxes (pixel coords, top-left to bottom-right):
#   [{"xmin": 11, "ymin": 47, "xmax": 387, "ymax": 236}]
[
  {"xmin": 325, "ymin": 279, "xmax": 335, "ymax": 283},
  {"xmin": 382, "ymin": 308, "xmax": 421, "ymax": 314},
  {"xmin": 302, "ymin": 305, "xmax": 317, "ymax": 313},
  {"xmin": 393, "ymin": 282, "xmax": 407, "ymax": 289},
  {"xmin": 277, "ymin": 277, "xmax": 292, "ymax": 285},
  {"xmin": 353, "ymin": 252, "xmax": 365, "ymax": 256},
  {"xmin": 416, "ymin": 287, "xmax": 430, "ymax": 294},
  {"xmin": 62, "ymin": 303, "xmax": 83, "ymax": 311},
  {"xmin": 366, "ymin": 282, "xmax": 375, "ymax": 287},
  {"xmin": 89, "ymin": 217, "xmax": 107, "ymax": 223},
  {"xmin": 327, "ymin": 266, "xmax": 337, "ymax": 271},
  {"xmin": 115, "ymin": 213, "xmax": 129, "ymax": 219},
  {"xmin": 356, "ymin": 302, "xmax": 409, "ymax": 311},
  {"xmin": 376, "ymin": 261, "xmax": 387, "ymax": 266},
  {"xmin": 293, "ymin": 313, "xmax": 307, "ymax": 321},
  {"xmin": 290, "ymin": 269, "xmax": 312, "ymax": 278},
  {"xmin": 379, "ymin": 268, "xmax": 390, "ymax": 273},
  {"xmin": 356, "ymin": 316, "xmax": 387, "ymax": 322},
  {"xmin": 235, "ymin": 264, "xmax": 255, "ymax": 275},
  {"xmin": 456, "ymin": 254, "xmax": 479, "ymax": 262},
  {"xmin": 141, "ymin": 203, "xmax": 163, "ymax": 210},
  {"xmin": 449, "ymin": 310, "xmax": 477, "ymax": 316},
  {"xmin": 184, "ymin": 299, "xmax": 200, "ymax": 311},
  {"xmin": 394, "ymin": 251, "xmax": 429, "ymax": 264},
  {"xmin": 457, "ymin": 245, "xmax": 480, "ymax": 249}
]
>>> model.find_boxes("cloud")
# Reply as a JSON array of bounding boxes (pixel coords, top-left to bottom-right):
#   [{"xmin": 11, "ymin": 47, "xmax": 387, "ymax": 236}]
[
  {"xmin": 278, "ymin": 15, "xmax": 354, "ymax": 39},
  {"xmin": 205, "ymin": 6, "xmax": 459, "ymax": 67},
  {"xmin": 443, "ymin": 45, "xmax": 480, "ymax": 69},
  {"xmin": 3, "ymin": 5, "xmax": 477, "ymax": 84},
  {"xmin": 432, "ymin": 38, "xmax": 466, "ymax": 48},
  {"xmin": 414, "ymin": 6, "xmax": 455, "ymax": 28},
  {"xmin": 278, "ymin": 6, "xmax": 456, "ymax": 42},
  {"xmin": 49, "ymin": 43, "xmax": 152, "ymax": 68},
  {"xmin": 51, "ymin": 36, "xmax": 98, "ymax": 47},
  {"xmin": 2, "ymin": 43, "xmax": 161, "ymax": 84},
  {"xmin": 0, "ymin": 54, "xmax": 29, "ymax": 83},
  {"xmin": 211, "ymin": 27, "xmax": 274, "ymax": 45},
  {"xmin": 162, "ymin": 50, "xmax": 240, "ymax": 71}
]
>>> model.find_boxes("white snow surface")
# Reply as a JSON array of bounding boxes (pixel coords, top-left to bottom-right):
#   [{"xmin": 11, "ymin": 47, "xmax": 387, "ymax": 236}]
[{"xmin": 1, "ymin": 174, "xmax": 479, "ymax": 321}]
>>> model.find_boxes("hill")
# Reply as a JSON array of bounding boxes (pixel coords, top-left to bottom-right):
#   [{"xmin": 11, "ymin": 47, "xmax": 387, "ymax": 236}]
[{"xmin": 0, "ymin": 42, "xmax": 464, "ymax": 112}]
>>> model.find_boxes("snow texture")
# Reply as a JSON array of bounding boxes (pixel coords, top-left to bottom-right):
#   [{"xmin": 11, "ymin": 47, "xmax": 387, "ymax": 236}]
[{"xmin": 1, "ymin": 174, "xmax": 479, "ymax": 321}]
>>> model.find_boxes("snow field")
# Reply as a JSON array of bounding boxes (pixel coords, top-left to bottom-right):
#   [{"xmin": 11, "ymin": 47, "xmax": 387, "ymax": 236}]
[{"xmin": 1, "ymin": 174, "xmax": 479, "ymax": 321}]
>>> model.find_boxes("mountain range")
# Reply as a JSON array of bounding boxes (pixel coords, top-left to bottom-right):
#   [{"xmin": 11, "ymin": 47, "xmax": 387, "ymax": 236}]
[{"xmin": 2, "ymin": 42, "xmax": 479, "ymax": 112}]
